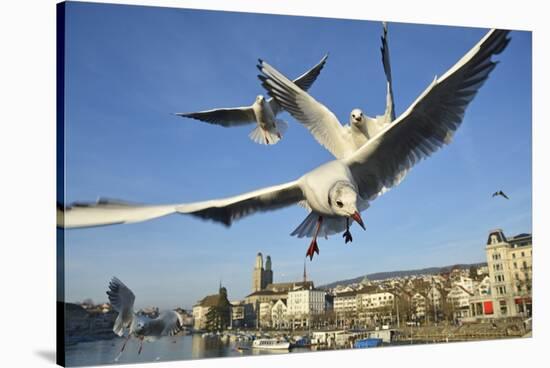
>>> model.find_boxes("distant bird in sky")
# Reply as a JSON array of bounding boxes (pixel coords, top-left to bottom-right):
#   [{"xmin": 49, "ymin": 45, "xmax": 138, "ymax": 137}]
[
  {"xmin": 59, "ymin": 29, "xmax": 510, "ymax": 261},
  {"xmin": 107, "ymin": 277, "xmax": 184, "ymax": 357},
  {"xmin": 174, "ymin": 54, "xmax": 328, "ymax": 145},
  {"xmin": 492, "ymin": 190, "xmax": 509, "ymax": 199},
  {"xmin": 257, "ymin": 22, "xmax": 396, "ymax": 159}
]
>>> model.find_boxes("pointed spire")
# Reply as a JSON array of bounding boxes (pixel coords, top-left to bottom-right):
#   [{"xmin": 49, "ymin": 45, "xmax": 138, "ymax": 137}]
[{"xmin": 303, "ymin": 260, "xmax": 307, "ymax": 283}]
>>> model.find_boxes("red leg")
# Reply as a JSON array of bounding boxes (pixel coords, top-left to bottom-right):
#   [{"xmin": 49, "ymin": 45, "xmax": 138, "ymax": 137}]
[{"xmin": 306, "ymin": 216, "xmax": 323, "ymax": 260}]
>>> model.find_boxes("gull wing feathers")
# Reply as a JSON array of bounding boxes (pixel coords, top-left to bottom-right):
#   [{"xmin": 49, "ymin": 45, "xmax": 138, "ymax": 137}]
[
  {"xmin": 268, "ymin": 54, "xmax": 329, "ymax": 115},
  {"xmin": 60, "ymin": 199, "xmax": 179, "ymax": 229},
  {"xmin": 258, "ymin": 60, "xmax": 354, "ymax": 159},
  {"xmin": 107, "ymin": 277, "xmax": 136, "ymax": 336},
  {"xmin": 174, "ymin": 106, "xmax": 256, "ymax": 127},
  {"xmin": 379, "ymin": 22, "xmax": 396, "ymax": 123},
  {"xmin": 147, "ymin": 311, "xmax": 184, "ymax": 337},
  {"xmin": 60, "ymin": 180, "xmax": 304, "ymax": 229},
  {"xmin": 175, "ymin": 180, "xmax": 304, "ymax": 226},
  {"xmin": 345, "ymin": 29, "xmax": 510, "ymax": 201}
]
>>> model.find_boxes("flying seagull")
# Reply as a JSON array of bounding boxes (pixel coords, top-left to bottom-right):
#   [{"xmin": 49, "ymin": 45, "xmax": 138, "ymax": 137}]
[
  {"xmin": 492, "ymin": 190, "xmax": 509, "ymax": 199},
  {"xmin": 107, "ymin": 277, "xmax": 184, "ymax": 356},
  {"xmin": 257, "ymin": 22, "xmax": 396, "ymax": 159},
  {"xmin": 174, "ymin": 54, "xmax": 328, "ymax": 145},
  {"xmin": 58, "ymin": 29, "xmax": 510, "ymax": 260}
]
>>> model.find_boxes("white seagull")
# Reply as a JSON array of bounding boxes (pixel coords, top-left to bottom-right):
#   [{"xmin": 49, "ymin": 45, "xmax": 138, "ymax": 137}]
[
  {"xmin": 107, "ymin": 277, "xmax": 184, "ymax": 356},
  {"xmin": 58, "ymin": 29, "xmax": 510, "ymax": 260},
  {"xmin": 257, "ymin": 22, "xmax": 396, "ymax": 159},
  {"xmin": 174, "ymin": 54, "xmax": 328, "ymax": 145}
]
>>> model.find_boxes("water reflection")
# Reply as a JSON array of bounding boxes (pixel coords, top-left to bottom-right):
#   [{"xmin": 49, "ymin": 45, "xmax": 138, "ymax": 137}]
[{"xmin": 65, "ymin": 334, "xmax": 311, "ymax": 366}]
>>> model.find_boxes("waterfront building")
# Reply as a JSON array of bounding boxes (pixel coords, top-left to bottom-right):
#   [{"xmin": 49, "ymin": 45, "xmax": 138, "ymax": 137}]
[
  {"xmin": 469, "ymin": 229, "xmax": 532, "ymax": 319},
  {"xmin": 446, "ymin": 284, "xmax": 474, "ymax": 320},
  {"xmin": 229, "ymin": 301, "xmax": 245, "ymax": 329},
  {"xmin": 333, "ymin": 291, "xmax": 357, "ymax": 327},
  {"xmin": 271, "ymin": 299, "xmax": 289, "ymax": 329},
  {"xmin": 287, "ymin": 287, "xmax": 326, "ymax": 328},
  {"xmin": 192, "ymin": 286, "xmax": 231, "ymax": 331}
]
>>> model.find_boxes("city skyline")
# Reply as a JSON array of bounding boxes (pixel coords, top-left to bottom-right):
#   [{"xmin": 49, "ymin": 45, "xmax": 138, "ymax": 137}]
[{"xmin": 62, "ymin": 3, "xmax": 532, "ymax": 310}]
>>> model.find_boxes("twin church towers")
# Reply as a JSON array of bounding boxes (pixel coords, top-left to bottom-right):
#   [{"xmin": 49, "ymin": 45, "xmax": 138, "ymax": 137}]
[{"xmin": 252, "ymin": 252, "xmax": 273, "ymax": 292}]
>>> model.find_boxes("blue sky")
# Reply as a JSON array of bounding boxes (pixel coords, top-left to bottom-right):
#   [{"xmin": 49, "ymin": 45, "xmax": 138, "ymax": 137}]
[{"xmin": 62, "ymin": 2, "xmax": 532, "ymax": 310}]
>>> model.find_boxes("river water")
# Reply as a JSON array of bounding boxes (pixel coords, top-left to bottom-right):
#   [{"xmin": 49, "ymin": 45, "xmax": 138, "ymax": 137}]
[{"xmin": 65, "ymin": 334, "xmax": 312, "ymax": 366}]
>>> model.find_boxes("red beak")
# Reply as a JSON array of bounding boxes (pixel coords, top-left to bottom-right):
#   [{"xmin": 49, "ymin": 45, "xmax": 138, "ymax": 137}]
[{"xmin": 351, "ymin": 211, "xmax": 366, "ymax": 230}]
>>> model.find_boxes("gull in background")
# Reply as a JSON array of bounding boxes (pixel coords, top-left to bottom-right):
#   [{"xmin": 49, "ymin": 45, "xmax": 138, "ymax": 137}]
[
  {"xmin": 106, "ymin": 277, "xmax": 184, "ymax": 358},
  {"xmin": 58, "ymin": 29, "xmax": 510, "ymax": 260},
  {"xmin": 492, "ymin": 190, "xmax": 510, "ymax": 199},
  {"xmin": 174, "ymin": 55, "xmax": 328, "ymax": 145},
  {"xmin": 258, "ymin": 22, "xmax": 396, "ymax": 159}
]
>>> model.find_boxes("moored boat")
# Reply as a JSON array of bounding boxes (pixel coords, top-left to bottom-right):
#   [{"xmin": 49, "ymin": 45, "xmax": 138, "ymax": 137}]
[
  {"xmin": 353, "ymin": 338, "xmax": 383, "ymax": 348},
  {"xmin": 252, "ymin": 338, "xmax": 290, "ymax": 350}
]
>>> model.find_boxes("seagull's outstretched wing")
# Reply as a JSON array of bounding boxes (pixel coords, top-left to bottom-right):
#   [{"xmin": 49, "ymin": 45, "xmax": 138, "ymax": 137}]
[
  {"xmin": 345, "ymin": 29, "xmax": 510, "ymax": 201},
  {"xmin": 59, "ymin": 199, "xmax": 179, "ymax": 229},
  {"xmin": 268, "ymin": 54, "xmax": 329, "ymax": 115},
  {"xmin": 174, "ymin": 106, "xmax": 256, "ymax": 127},
  {"xmin": 379, "ymin": 22, "xmax": 395, "ymax": 123},
  {"xmin": 59, "ymin": 180, "xmax": 304, "ymax": 229},
  {"xmin": 107, "ymin": 277, "xmax": 136, "ymax": 336},
  {"xmin": 148, "ymin": 311, "xmax": 184, "ymax": 337},
  {"xmin": 258, "ymin": 60, "xmax": 354, "ymax": 159}
]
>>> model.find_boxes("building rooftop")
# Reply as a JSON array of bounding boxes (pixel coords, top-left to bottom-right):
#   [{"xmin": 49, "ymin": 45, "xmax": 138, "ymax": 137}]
[
  {"xmin": 195, "ymin": 294, "xmax": 222, "ymax": 307},
  {"xmin": 265, "ymin": 281, "xmax": 314, "ymax": 292}
]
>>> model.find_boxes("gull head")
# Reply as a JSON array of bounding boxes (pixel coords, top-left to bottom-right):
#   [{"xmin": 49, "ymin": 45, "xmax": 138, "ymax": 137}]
[
  {"xmin": 328, "ymin": 181, "xmax": 366, "ymax": 229},
  {"xmin": 350, "ymin": 108, "xmax": 364, "ymax": 125},
  {"xmin": 134, "ymin": 318, "xmax": 148, "ymax": 336},
  {"xmin": 255, "ymin": 95, "xmax": 265, "ymax": 104}
]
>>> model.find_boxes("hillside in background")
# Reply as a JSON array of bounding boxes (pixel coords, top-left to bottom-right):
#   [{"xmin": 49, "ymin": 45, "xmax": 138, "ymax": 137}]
[{"xmin": 319, "ymin": 262, "xmax": 487, "ymax": 289}]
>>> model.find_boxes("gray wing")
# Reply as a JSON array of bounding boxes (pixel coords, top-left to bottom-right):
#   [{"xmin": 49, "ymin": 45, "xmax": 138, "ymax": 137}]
[
  {"xmin": 59, "ymin": 180, "xmax": 304, "ymax": 229},
  {"xmin": 174, "ymin": 106, "xmax": 256, "ymax": 127},
  {"xmin": 258, "ymin": 60, "xmax": 354, "ymax": 159},
  {"xmin": 107, "ymin": 277, "xmax": 136, "ymax": 336},
  {"xmin": 346, "ymin": 29, "xmax": 510, "ymax": 201},
  {"xmin": 147, "ymin": 311, "xmax": 184, "ymax": 337},
  {"xmin": 175, "ymin": 179, "xmax": 304, "ymax": 226},
  {"xmin": 268, "ymin": 54, "xmax": 329, "ymax": 116},
  {"xmin": 379, "ymin": 22, "xmax": 396, "ymax": 123}
]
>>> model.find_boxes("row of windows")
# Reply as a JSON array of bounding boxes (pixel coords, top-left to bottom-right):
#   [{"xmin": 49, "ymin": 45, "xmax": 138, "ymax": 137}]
[{"xmin": 492, "ymin": 249, "xmax": 532, "ymax": 261}]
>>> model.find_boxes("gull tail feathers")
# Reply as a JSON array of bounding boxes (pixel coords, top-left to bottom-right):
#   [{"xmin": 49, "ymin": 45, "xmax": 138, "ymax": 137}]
[
  {"xmin": 291, "ymin": 213, "xmax": 347, "ymax": 238},
  {"xmin": 248, "ymin": 120, "xmax": 287, "ymax": 145}
]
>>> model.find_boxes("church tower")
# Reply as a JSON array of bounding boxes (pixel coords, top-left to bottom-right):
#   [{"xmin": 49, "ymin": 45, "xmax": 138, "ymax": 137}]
[
  {"xmin": 263, "ymin": 255, "xmax": 273, "ymax": 288},
  {"xmin": 252, "ymin": 252, "xmax": 264, "ymax": 292}
]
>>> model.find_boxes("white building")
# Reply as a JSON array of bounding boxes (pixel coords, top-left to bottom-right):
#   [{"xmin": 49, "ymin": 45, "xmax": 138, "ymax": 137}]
[
  {"xmin": 271, "ymin": 299, "xmax": 289, "ymax": 329},
  {"xmin": 333, "ymin": 291, "xmax": 357, "ymax": 316},
  {"xmin": 470, "ymin": 229, "xmax": 532, "ymax": 319},
  {"xmin": 287, "ymin": 288, "xmax": 325, "ymax": 328},
  {"xmin": 258, "ymin": 302, "xmax": 274, "ymax": 328}
]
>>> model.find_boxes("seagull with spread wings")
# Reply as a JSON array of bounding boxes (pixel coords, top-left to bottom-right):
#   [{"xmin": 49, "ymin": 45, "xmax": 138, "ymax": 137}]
[
  {"xmin": 174, "ymin": 54, "xmax": 328, "ymax": 145},
  {"xmin": 257, "ymin": 22, "xmax": 397, "ymax": 159},
  {"xmin": 58, "ymin": 29, "xmax": 510, "ymax": 260},
  {"xmin": 107, "ymin": 277, "xmax": 184, "ymax": 357}
]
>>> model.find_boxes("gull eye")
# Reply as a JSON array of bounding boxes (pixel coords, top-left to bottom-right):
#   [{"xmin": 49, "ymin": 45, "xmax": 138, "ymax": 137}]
[{"xmin": 336, "ymin": 201, "xmax": 343, "ymax": 208}]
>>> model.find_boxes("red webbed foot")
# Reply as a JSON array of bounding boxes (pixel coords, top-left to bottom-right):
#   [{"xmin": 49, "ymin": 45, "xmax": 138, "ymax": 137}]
[{"xmin": 306, "ymin": 239, "xmax": 320, "ymax": 260}]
